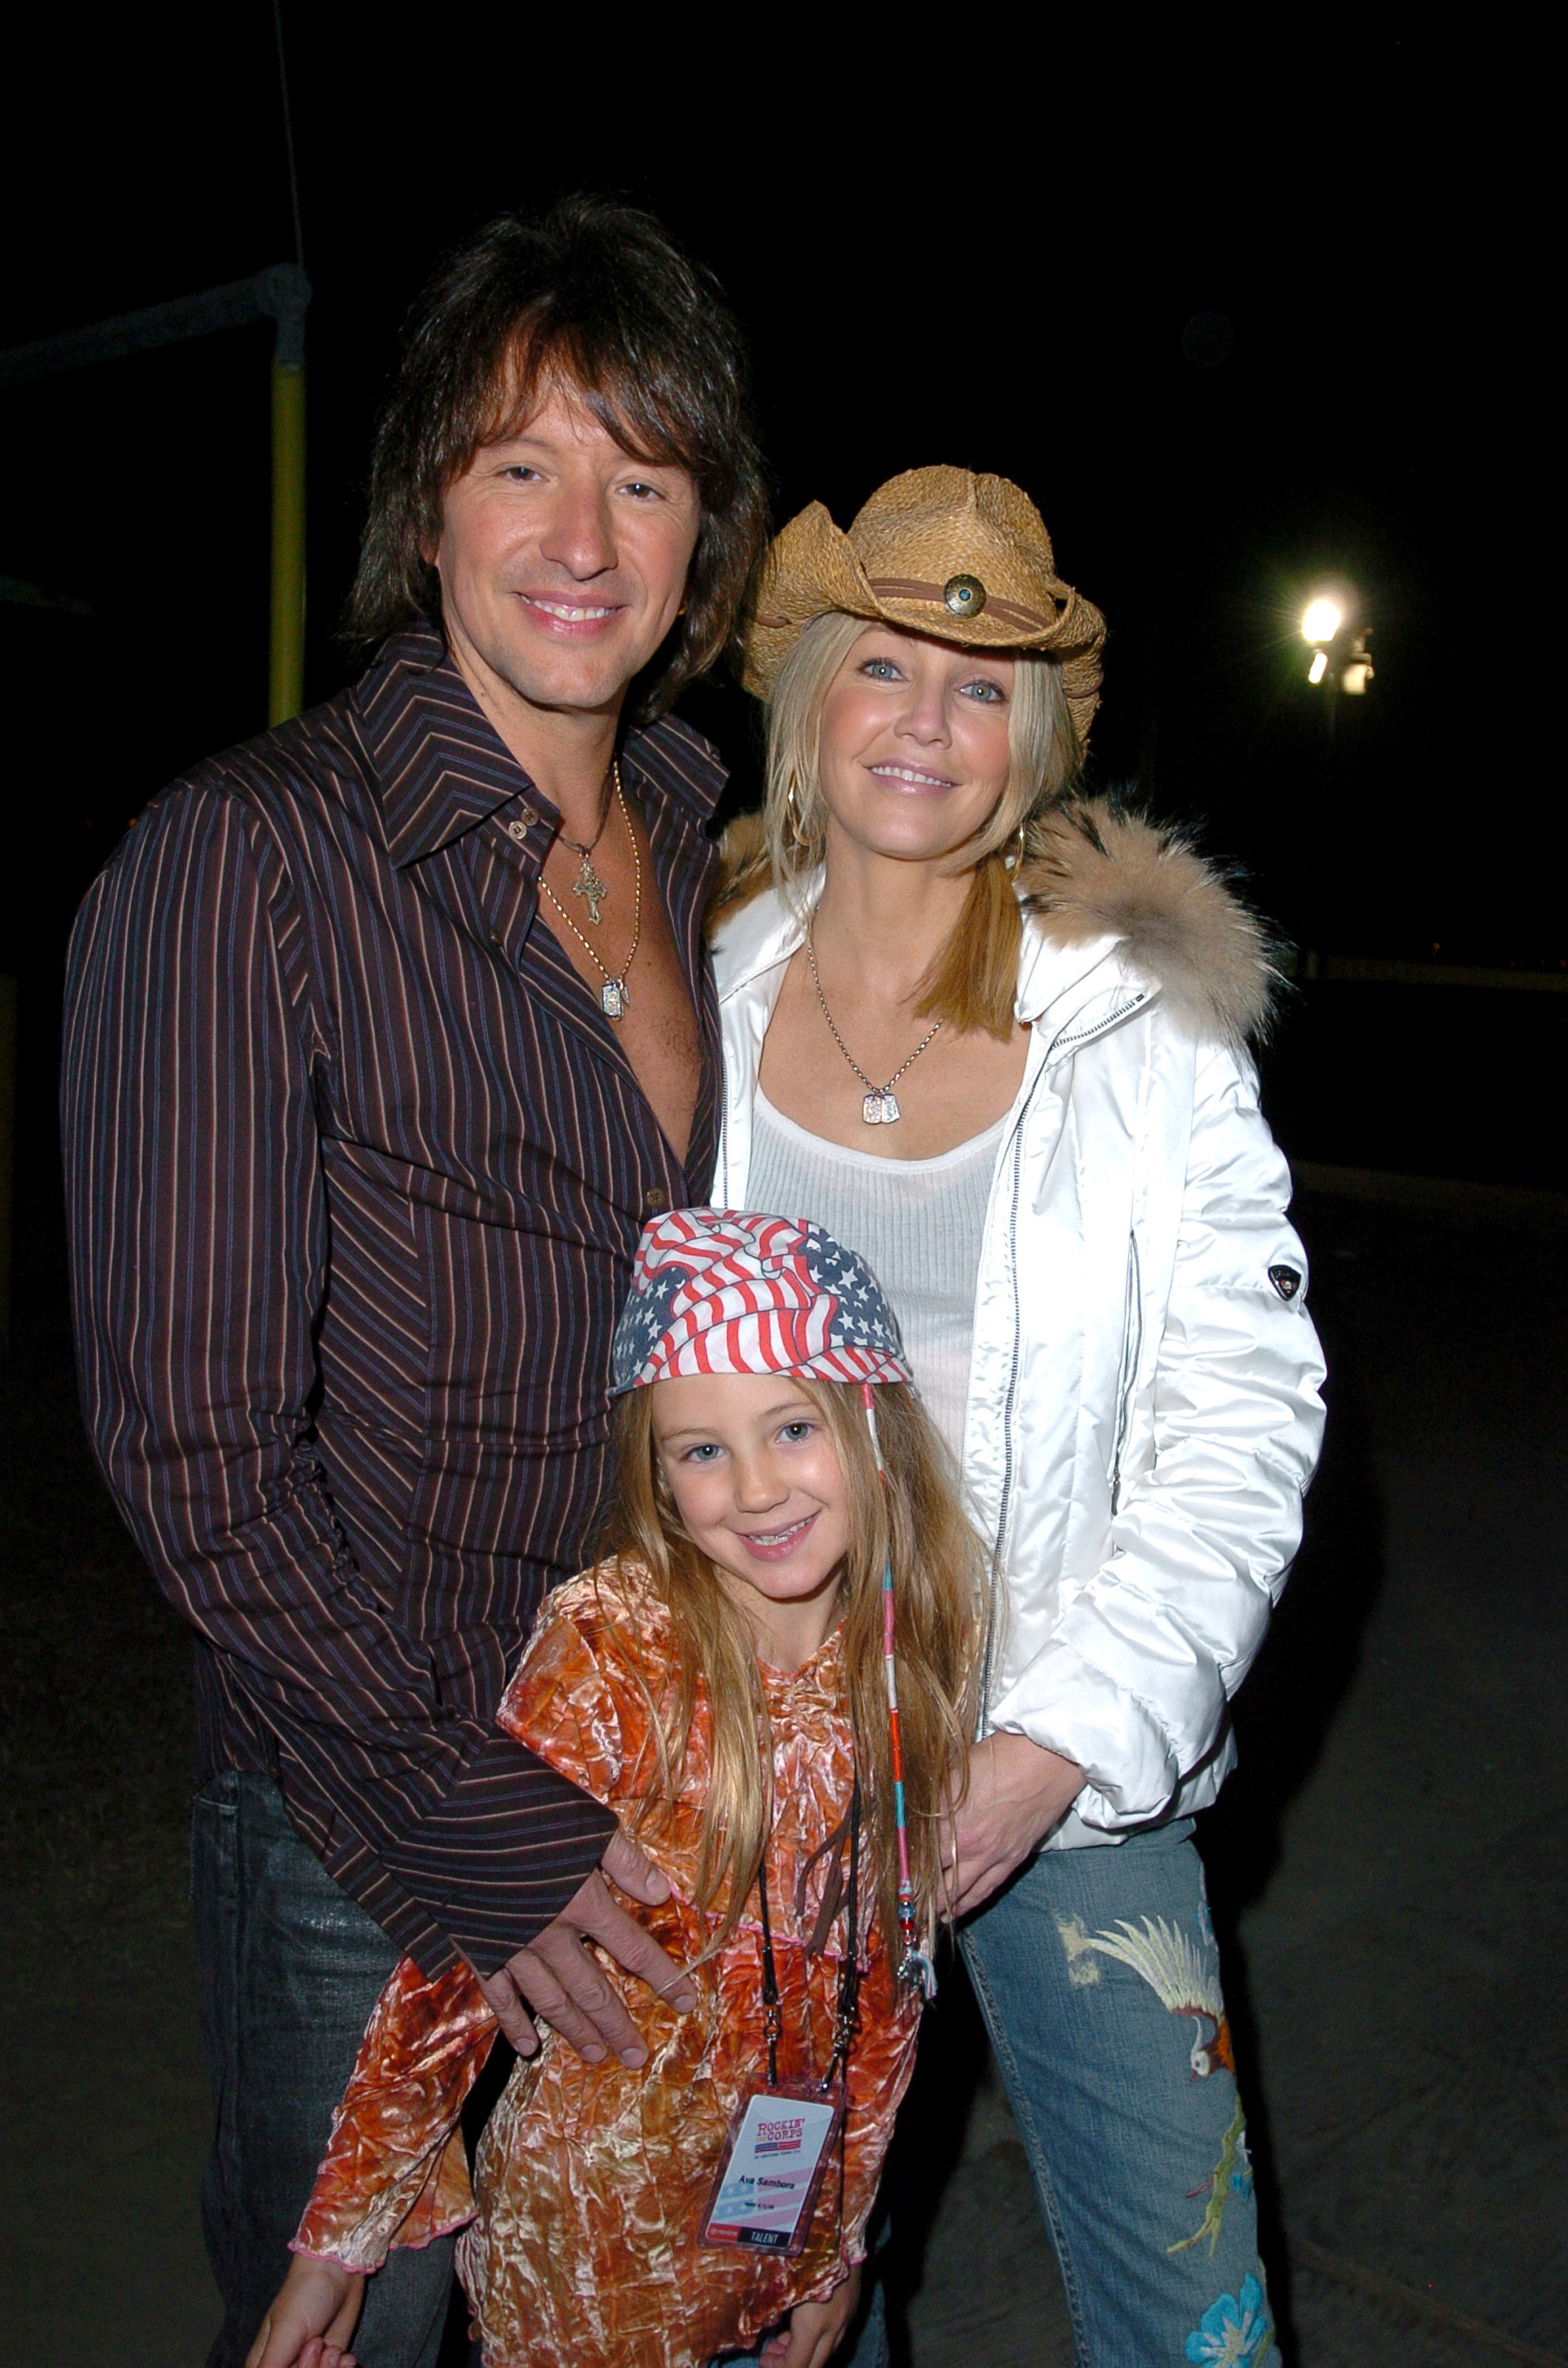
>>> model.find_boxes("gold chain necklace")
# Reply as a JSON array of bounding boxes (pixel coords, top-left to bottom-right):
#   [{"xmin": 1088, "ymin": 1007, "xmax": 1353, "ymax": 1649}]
[
  {"xmin": 538, "ymin": 766, "xmax": 642, "ymax": 1018},
  {"xmin": 804, "ymin": 920, "xmax": 941, "ymax": 1125}
]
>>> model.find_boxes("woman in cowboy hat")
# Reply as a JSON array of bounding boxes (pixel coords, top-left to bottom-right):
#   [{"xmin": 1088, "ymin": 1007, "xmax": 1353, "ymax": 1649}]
[{"xmin": 709, "ymin": 466, "xmax": 1326, "ymax": 2366}]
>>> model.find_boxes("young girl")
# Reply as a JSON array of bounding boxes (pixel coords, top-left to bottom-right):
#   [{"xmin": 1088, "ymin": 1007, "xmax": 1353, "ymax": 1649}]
[{"xmin": 248, "ymin": 1208, "xmax": 982, "ymax": 2368}]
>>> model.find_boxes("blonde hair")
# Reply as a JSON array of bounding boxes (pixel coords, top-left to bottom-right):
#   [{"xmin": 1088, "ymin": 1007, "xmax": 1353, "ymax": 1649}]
[
  {"xmin": 717, "ymin": 610, "xmax": 1083, "ymax": 1038},
  {"xmin": 597, "ymin": 1375, "xmax": 982, "ymax": 1961}
]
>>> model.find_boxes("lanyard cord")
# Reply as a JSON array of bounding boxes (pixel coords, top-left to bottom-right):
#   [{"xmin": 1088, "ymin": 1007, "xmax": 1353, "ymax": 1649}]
[
  {"xmin": 756, "ymin": 1776, "xmax": 863, "ymax": 2094},
  {"xmin": 863, "ymin": 1384, "xmax": 940, "ymax": 2000},
  {"xmin": 756, "ymin": 1823, "xmax": 784, "ymax": 2091}
]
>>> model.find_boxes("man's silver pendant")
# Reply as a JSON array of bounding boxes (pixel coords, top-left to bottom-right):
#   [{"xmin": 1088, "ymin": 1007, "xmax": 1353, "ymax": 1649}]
[
  {"xmin": 572, "ymin": 859, "xmax": 608, "ymax": 926},
  {"xmin": 601, "ymin": 979, "xmax": 628, "ymax": 1019},
  {"xmin": 862, "ymin": 1090, "xmax": 900, "ymax": 1125}
]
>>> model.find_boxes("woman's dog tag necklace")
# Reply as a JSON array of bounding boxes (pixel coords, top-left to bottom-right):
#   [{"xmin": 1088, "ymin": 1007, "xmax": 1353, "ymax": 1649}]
[{"xmin": 805, "ymin": 922, "xmax": 941, "ymax": 1124}]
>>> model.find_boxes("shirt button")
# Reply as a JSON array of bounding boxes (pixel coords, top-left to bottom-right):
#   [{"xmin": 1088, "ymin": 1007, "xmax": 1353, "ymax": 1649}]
[
  {"xmin": 506, "ymin": 819, "xmax": 529, "ymax": 845},
  {"xmin": 642, "ymin": 1187, "xmax": 669, "ymax": 1216}
]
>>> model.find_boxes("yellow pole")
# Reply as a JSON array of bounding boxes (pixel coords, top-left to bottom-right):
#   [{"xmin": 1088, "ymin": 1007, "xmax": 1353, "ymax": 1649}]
[{"xmin": 268, "ymin": 355, "xmax": 306, "ymax": 725}]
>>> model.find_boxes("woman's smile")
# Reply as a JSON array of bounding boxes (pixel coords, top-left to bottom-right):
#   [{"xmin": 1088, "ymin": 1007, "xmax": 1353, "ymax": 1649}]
[{"xmin": 863, "ymin": 759, "xmax": 960, "ymax": 793}]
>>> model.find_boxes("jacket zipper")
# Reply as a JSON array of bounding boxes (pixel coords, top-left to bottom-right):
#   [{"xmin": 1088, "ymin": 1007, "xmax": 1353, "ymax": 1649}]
[
  {"xmin": 1045, "ymin": 990, "xmax": 1147, "ymax": 1055},
  {"xmin": 717, "ymin": 1058, "xmax": 732, "ymax": 1204},
  {"xmin": 976, "ymin": 1062, "xmax": 1047, "ymax": 1723},
  {"xmin": 979, "ymin": 989, "xmax": 1151, "ymax": 1719}
]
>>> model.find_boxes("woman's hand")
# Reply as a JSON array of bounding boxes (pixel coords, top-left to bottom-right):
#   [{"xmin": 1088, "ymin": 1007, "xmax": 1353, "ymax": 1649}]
[
  {"xmin": 759, "ymin": 2265, "xmax": 862, "ymax": 2368},
  {"xmin": 244, "ymin": 2255, "xmax": 363, "ymax": 2368},
  {"xmin": 945, "ymin": 1733, "xmax": 1084, "ymax": 1917}
]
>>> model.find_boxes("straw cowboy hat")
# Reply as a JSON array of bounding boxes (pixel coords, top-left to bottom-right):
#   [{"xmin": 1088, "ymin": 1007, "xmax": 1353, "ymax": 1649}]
[{"xmin": 741, "ymin": 465, "xmax": 1106, "ymax": 746}]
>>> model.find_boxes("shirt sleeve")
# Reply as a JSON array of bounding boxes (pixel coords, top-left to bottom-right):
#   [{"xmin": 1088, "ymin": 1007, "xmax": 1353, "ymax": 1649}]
[
  {"xmin": 294, "ymin": 1956, "xmax": 496, "ymax": 2272},
  {"xmin": 62, "ymin": 782, "xmax": 614, "ymax": 1973}
]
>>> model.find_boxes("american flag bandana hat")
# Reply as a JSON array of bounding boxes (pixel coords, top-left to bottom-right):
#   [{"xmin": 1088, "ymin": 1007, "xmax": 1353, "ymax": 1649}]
[{"xmin": 610, "ymin": 1208, "xmax": 911, "ymax": 1394}]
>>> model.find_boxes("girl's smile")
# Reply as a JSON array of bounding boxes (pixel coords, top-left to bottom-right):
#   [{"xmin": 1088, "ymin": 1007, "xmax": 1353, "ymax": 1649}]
[
  {"xmin": 649, "ymin": 1373, "xmax": 851, "ymax": 1666},
  {"xmin": 732, "ymin": 1507, "xmax": 821, "ymax": 1560}
]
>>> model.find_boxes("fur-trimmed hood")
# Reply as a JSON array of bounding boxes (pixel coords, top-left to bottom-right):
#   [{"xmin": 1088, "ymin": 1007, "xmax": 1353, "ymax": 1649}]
[
  {"xmin": 1017, "ymin": 797, "xmax": 1278, "ymax": 1050},
  {"xmin": 710, "ymin": 796, "xmax": 1279, "ymax": 1052}
]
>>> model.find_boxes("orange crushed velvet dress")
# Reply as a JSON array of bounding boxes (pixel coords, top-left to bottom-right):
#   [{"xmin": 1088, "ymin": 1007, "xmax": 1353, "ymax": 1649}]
[{"xmin": 294, "ymin": 1561, "xmax": 922, "ymax": 2368}]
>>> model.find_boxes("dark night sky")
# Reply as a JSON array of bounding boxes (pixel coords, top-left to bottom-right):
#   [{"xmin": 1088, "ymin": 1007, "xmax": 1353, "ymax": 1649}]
[{"xmin": 2, "ymin": 18, "xmax": 1557, "ymax": 1178}]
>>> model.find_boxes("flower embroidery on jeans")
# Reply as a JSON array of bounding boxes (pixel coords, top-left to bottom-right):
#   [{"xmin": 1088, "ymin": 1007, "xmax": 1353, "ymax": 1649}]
[
  {"xmin": 1229, "ymin": 2122, "xmax": 1255, "ymax": 2201},
  {"xmin": 1184, "ymin": 2272, "xmax": 1272, "ymax": 2365}
]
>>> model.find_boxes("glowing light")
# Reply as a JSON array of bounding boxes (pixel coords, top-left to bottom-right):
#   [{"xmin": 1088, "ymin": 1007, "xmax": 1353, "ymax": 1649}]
[
  {"xmin": 1342, "ymin": 660, "xmax": 1372, "ymax": 694},
  {"xmin": 1308, "ymin": 650, "xmax": 1329, "ymax": 684},
  {"xmin": 1301, "ymin": 598, "xmax": 1344, "ymax": 644}
]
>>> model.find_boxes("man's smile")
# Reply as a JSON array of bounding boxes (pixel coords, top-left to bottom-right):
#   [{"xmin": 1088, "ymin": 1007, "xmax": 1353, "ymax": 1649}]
[{"xmin": 514, "ymin": 590, "xmax": 626, "ymax": 631}]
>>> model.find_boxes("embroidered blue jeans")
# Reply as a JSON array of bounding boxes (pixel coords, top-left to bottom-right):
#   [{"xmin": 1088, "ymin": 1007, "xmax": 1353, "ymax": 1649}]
[
  {"xmin": 960, "ymin": 1818, "xmax": 1280, "ymax": 2368},
  {"xmin": 191, "ymin": 1772, "xmax": 454, "ymax": 2368}
]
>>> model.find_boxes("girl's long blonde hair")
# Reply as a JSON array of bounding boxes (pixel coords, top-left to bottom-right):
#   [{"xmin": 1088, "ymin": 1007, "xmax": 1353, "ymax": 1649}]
[
  {"xmin": 712, "ymin": 609, "xmax": 1083, "ymax": 1039},
  {"xmin": 597, "ymin": 1375, "xmax": 982, "ymax": 1960}
]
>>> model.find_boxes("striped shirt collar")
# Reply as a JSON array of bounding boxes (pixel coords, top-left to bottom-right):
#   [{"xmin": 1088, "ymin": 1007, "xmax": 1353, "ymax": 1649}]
[{"xmin": 355, "ymin": 623, "xmax": 727, "ymax": 870}]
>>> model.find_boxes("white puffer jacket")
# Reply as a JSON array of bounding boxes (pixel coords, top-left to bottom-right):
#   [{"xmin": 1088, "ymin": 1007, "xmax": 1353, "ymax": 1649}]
[{"xmin": 710, "ymin": 801, "xmax": 1327, "ymax": 1848}]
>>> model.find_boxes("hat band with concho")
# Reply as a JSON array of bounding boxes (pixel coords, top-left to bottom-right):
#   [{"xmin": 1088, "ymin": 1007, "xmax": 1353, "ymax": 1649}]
[
  {"xmin": 866, "ymin": 575, "xmax": 1055, "ymax": 631},
  {"xmin": 741, "ymin": 465, "xmax": 1106, "ymax": 748}
]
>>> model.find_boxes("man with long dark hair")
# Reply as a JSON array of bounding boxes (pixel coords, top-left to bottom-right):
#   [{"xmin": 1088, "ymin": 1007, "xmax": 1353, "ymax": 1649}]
[{"xmin": 63, "ymin": 197, "xmax": 767, "ymax": 2367}]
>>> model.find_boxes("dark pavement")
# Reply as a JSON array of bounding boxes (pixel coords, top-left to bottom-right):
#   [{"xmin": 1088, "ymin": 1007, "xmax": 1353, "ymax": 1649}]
[{"xmin": 3, "ymin": 1184, "xmax": 1565, "ymax": 2366}]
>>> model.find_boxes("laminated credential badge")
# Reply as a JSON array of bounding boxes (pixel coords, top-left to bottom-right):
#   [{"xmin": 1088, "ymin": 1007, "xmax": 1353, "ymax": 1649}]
[{"xmin": 699, "ymin": 2084, "xmax": 844, "ymax": 2254}]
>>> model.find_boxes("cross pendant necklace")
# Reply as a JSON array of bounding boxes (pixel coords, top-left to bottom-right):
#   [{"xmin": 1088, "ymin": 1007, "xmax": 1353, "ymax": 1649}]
[
  {"xmin": 571, "ymin": 858, "xmax": 608, "ymax": 927},
  {"xmin": 537, "ymin": 766, "xmax": 643, "ymax": 1020},
  {"xmin": 556, "ymin": 770, "xmax": 615, "ymax": 927}
]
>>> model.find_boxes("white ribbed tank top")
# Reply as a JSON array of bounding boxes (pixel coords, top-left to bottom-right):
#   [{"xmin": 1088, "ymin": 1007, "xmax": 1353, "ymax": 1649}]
[{"xmin": 747, "ymin": 1088, "xmax": 1006, "ymax": 1459}]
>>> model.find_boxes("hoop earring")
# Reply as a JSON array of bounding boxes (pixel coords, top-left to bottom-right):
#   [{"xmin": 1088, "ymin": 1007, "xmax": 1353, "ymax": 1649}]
[{"xmin": 1004, "ymin": 822, "xmax": 1027, "ymax": 872}]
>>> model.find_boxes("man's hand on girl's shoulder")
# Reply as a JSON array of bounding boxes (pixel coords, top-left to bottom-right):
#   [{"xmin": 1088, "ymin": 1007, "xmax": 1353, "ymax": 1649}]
[{"xmin": 476, "ymin": 1826, "xmax": 698, "ymax": 2066}]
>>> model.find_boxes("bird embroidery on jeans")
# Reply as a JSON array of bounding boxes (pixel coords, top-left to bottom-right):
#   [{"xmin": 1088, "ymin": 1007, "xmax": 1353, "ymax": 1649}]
[
  {"xmin": 1083, "ymin": 1915, "xmax": 1234, "ymax": 2077},
  {"xmin": 1082, "ymin": 1916, "xmax": 1249, "ymax": 2255}
]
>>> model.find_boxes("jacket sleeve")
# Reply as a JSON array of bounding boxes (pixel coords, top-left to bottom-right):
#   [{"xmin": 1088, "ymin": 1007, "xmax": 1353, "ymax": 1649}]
[
  {"xmin": 294, "ymin": 1958, "xmax": 496, "ymax": 2272},
  {"xmin": 986, "ymin": 1043, "xmax": 1327, "ymax": 1827},
  {"xmin": 62, "ymin": 784, "xmax": 613, "ymax": 1974}
]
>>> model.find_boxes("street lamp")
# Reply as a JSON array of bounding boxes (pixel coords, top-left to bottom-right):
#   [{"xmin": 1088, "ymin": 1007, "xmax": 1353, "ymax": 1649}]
[{"xmin": 1300, "ymin": 587, "xmax": 1373, "ymax": 695}]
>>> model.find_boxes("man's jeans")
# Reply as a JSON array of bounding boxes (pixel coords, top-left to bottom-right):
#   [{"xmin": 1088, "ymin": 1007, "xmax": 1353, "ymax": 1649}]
[
  {"xmin": 960, "ymin": 1820, "xmax": 1280, "ymax": 2368},
  {"xmin": 191, "ymin": 1773, "xmax": 454, "ymax": 2368}
]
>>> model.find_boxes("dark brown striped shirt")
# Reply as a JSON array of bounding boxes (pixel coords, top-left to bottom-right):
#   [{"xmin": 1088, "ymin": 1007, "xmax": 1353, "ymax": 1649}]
[{"xmin": 62, "ymin": 627, "xmax": 724, "ymax": 1976}]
